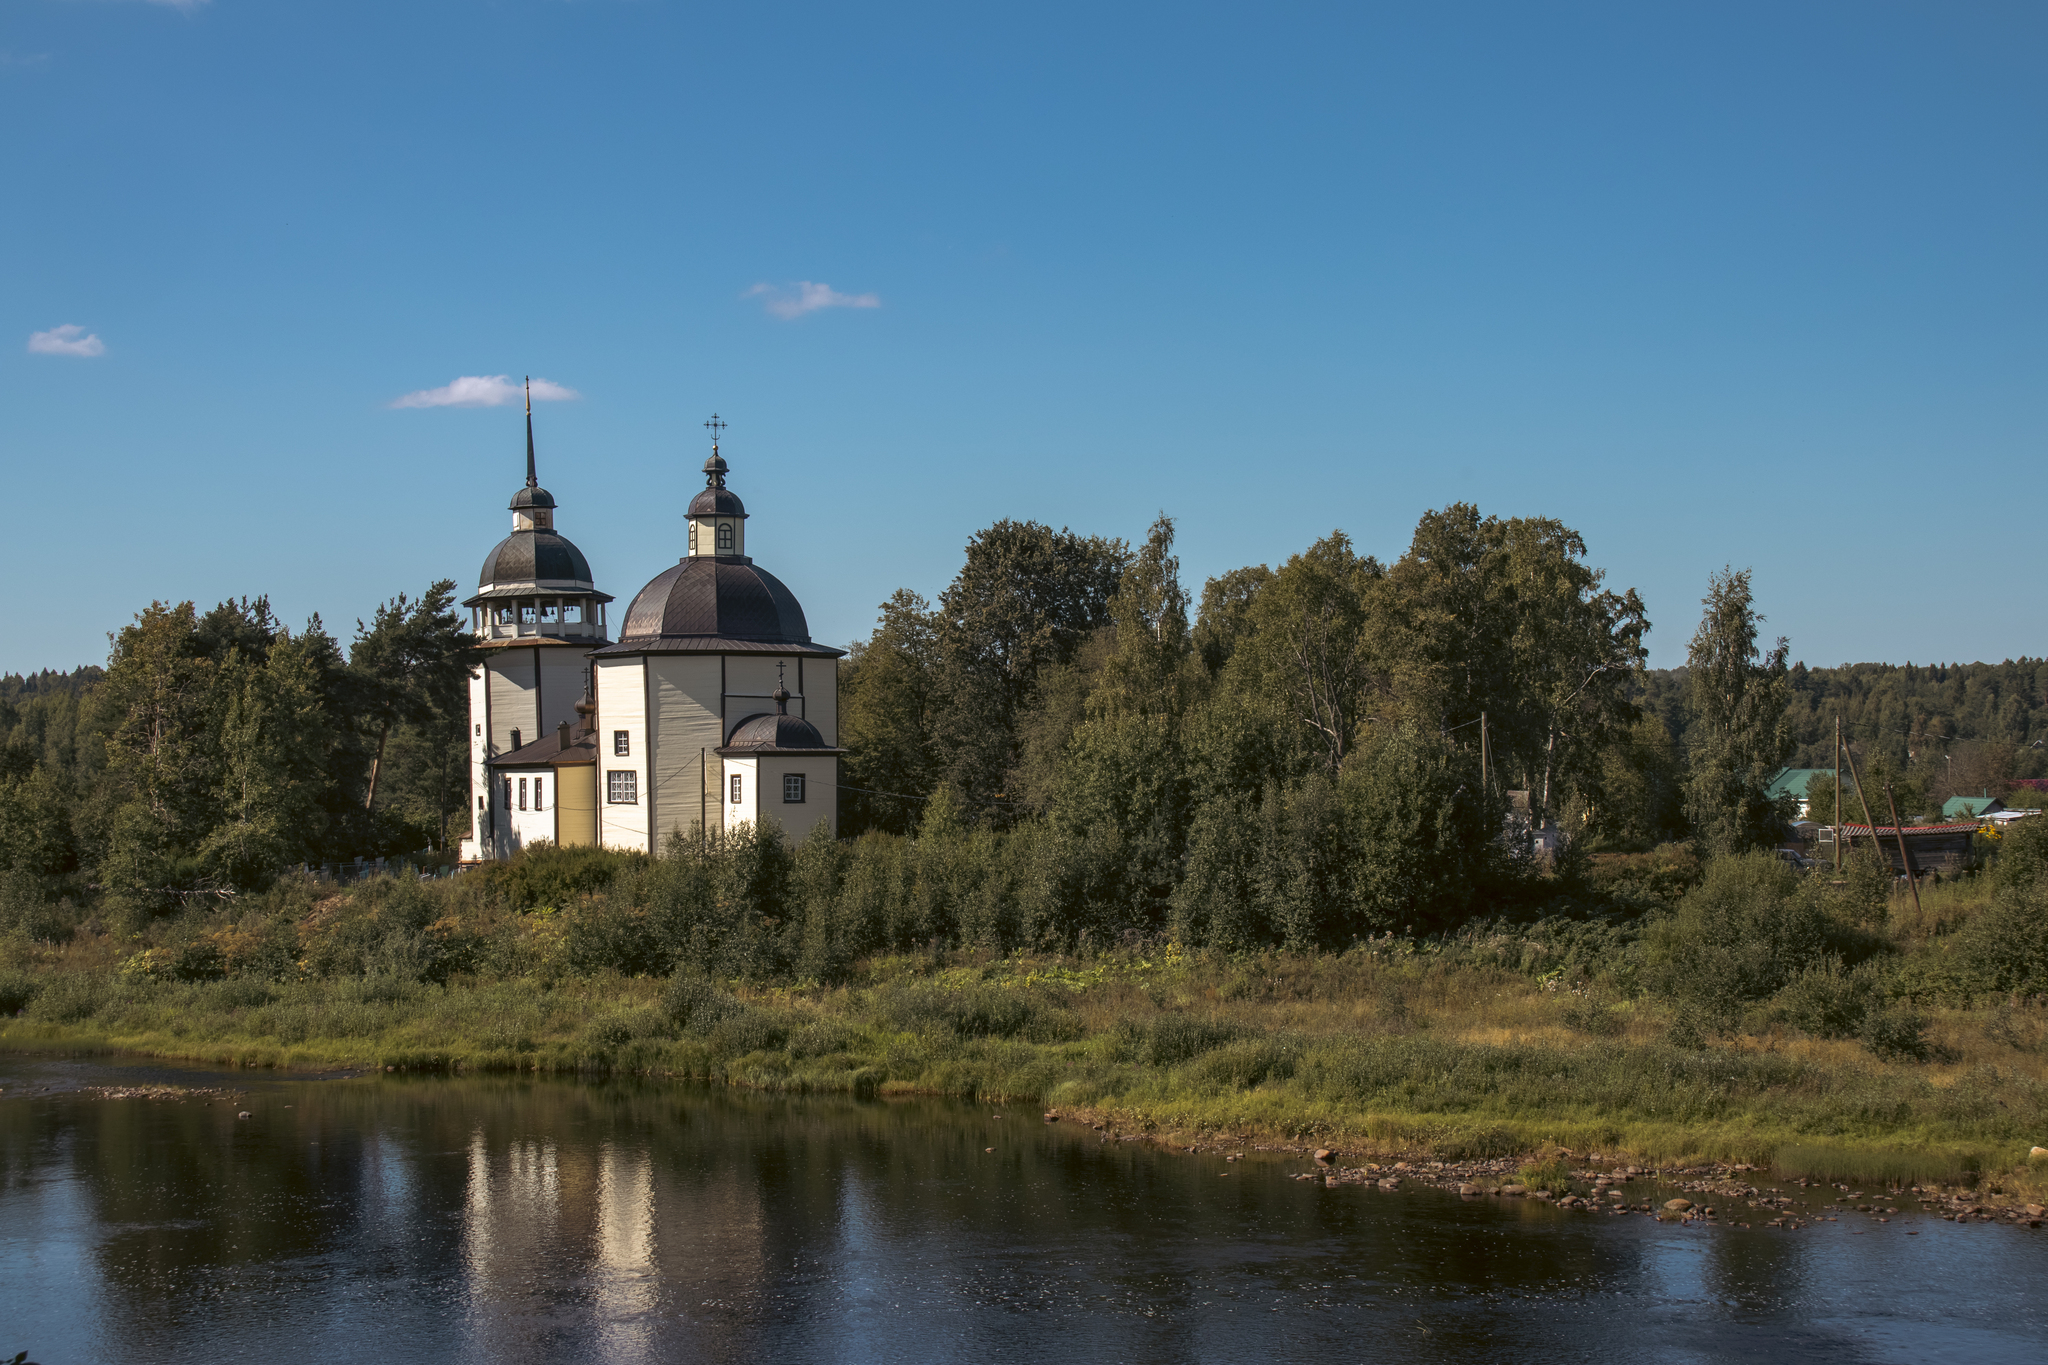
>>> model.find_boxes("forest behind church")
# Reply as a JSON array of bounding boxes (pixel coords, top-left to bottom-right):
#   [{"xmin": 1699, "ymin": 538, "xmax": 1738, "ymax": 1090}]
[{"xmin": 1, "ymin": 502, "xmax": 2046, "ymax": 943}]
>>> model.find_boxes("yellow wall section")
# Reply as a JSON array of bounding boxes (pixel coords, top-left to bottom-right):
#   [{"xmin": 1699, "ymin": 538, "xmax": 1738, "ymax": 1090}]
[{"xmin": 556, "ymin": 765, "xmax": 598, "ymax": 847}]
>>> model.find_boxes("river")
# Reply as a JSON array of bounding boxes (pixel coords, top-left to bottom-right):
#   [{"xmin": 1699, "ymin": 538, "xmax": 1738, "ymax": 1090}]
[{"xmin": 2, "ymin": 1054, "xmax": 2043, "ymax": 1363}]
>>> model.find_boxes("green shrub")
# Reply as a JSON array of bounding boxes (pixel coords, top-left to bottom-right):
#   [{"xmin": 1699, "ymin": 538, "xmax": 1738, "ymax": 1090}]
[
  {"xmin": 1860, "ymin": 1007, "xmax": 1934, "ymax": 1062},
  {"xmin": 661, "ymin": 971, "xmax": 747, "ymax": 1033},
  {"xmin": 880, "ymin": 982, "xmax": 1040, "ymax": 1038},
  {"xmin": 710, "ymin": 1009, "xmax": 791, "ymax": 1055},
  {"xmin": 1182, "ymin": 1035, "xmax": 1299, "ymax": 1088},
  {"xmin": 1766, "ymin": 961, "xmax": 1878, "ymax": 1040},
  {"xmin": 1647, "ymin": 853, "xmax": 1882, "ymax": 1020},
  {"xmin": 1118, "ymin": 1014, "xmax": 1239, "ymax": 1066},
  {"xmin": 787, "ymin": 1021, "xmax": 856, "ymax": 1058},
  {"xmin": 0, "ymin": 967, "xmax": 42, "ymax": 1015},
  {"xmin": 28, "ymin": 973, "xmax": 108, "ymax": 1023},
  {"xmin": 1516, "ymin": 1158, "xmax": 1573, "ymax": 1196},
  {"xmin": 1561, "ymin": 994, "xmax": 1622, "ymax": 1036}
]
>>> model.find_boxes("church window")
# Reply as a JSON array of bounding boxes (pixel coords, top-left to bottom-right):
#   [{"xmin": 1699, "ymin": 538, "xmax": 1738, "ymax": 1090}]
[
  {"xmin": 613, "ymin": 730, "xmax": 630, "ymax": 756},
  {"xmin": 518, "ymin": 778, "xmax": 527, "ymax": 810},
  {"xmin": 717, "ymin": 522, "xmax": 734, "ymax": 552},
  {"xmin": 783, "ymin": 773, "xmax": 805, "ymax": 804},
  {"xmin": 474, "ymin": 724, "xmax": 481, "ymax": 736},
  {"xmin": 607, "ymin": 770, "xmax": 638, "ymax": 804},
  {"xmin": 535, "ymin": 777, "xmax": 544, "ymax": 810},
  {"xmin": 730, "ymin": 773, "xmax": 743, "ymax": 804},
  {"xmin": 503, "ymin": 778, "xmax": 512, "ymax": 810},
  {"xmin": 689, "ymin": 522, "xmax": 698, "ymax": 553}
]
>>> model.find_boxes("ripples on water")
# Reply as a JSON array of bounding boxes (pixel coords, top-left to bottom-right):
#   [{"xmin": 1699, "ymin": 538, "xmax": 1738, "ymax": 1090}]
[{"xmin": 2, "ymin": 1055, "xmax": 2044, "ymax": 1363}]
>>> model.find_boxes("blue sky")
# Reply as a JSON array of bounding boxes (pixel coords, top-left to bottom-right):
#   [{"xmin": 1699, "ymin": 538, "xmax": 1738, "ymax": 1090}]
[{"xmin": 4, "ymin": 0, "xmax": 2043, "ymax": 675}]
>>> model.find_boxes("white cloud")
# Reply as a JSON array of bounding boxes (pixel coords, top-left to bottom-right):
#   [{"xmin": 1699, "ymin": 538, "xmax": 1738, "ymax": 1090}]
[
  {"xmin": 745, "ymin": 281, "xmax": 881, "ymax": 320},
  {"xmin": 389, "ymin": 375, "xmax": 580, "ymax": 409},
  {"xmin": 28, "ymin": 324, "xmax": 105, "ymax": 357}
]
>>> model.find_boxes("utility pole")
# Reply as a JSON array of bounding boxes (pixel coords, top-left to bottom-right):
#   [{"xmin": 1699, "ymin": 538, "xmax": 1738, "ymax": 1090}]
[
  {"xmin": 1834, "ymin": 717, "xmax": 1843, "ymax": 872},
  {"xmin": 1885, "ymin": 782, "xmax": 1923, "ymax": 918}
]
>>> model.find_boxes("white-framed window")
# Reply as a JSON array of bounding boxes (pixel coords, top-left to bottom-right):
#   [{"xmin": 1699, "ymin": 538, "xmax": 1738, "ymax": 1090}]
[
  {"xmin": 535, "ymin": 777, "xmax": 545, "ymax": 810},
  {"xmin": 730, "ymin": 773, "xmax": 742, "ymax": 804},
  {"xmin": 613, "ymin": 730, "xmax": 630, "ymax": 756},
  {"xmin": 518, "ymin": 777, "xmax": 528, "ymax": 811},
  {"xmin": 717, "ymin": 522, "xmax": 734, "ymax": 552},
  {"xmin": 783, "ymin": 773, "xmax": 805, "ymax": 804},
  {"xmin": 607, "ymin": 770, "xmax": 638, "ymax": 804}
]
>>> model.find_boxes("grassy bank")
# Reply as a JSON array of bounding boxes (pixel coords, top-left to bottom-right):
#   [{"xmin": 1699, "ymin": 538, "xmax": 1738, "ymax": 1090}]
[{"xmin": 7, "ymin": 938, "xmax": 2047, "ymax": 1188}]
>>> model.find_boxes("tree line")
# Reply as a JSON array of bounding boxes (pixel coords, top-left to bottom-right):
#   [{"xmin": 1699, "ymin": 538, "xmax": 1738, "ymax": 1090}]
[
  {"xmin": 4, "ymin": 496, "xmax": 2036, "ymax": 946},
  {"xmin": 0, "ymin": 586, "xmax": 476, "ymax": 923}
]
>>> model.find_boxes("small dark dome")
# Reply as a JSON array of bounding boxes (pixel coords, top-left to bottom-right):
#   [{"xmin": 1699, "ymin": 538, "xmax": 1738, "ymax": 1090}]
[
  {"xmin": 722, "ymin": 711, "xmax": 838, "ymax": 752},
  {"xmin": 510, "ymin": 485, "xmax": 557, "ymax": 510},
  {"xmin": 478, "ymin": 528, "xmax": 596, "ymax": 588},
  {"xmin": 620, "ymin": 557, "xmax": 810, "ymax": 642},
  {"xmin": 688, "ymin": 485, "xmax": 747, "ymax": 517}
]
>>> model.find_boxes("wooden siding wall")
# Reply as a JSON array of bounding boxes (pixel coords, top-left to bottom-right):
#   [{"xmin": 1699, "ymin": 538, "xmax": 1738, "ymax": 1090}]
[{"xmin": 650, "ymin": 655, "xmax": 723, "ymax": 847}]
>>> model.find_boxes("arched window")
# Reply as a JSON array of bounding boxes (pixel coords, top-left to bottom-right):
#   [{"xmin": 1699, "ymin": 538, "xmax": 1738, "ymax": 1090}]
[
  {"xmin": 689, "ymin": 522, "xmax": 698, "ymax": 553},
  {"xmin": 717, "ymin": 522, "xmax": 734, "ymax": 552}
]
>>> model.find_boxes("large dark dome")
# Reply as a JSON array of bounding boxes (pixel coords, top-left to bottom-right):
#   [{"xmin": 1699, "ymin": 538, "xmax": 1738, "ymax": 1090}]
[
  {"xmin": 618, "ymin": 557, "xmax": 811, "ymax": 643},
  {"xmin": 719, "ymin": 711, "xmax": 840, "ymax": 753},
  {"xmin": 476, "ymin": 528, "xmax": 596, "ymax": 590}
]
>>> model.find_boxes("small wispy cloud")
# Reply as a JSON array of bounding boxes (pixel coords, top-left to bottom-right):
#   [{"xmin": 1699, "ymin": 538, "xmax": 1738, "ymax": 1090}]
[
  {"xmin": 142, "ymin": 0, "xmax": 212, "ymax": 13},
  {"xmin": 1, "ymin": 49, "xmax": 52, "ymax": 67},
  {"xmin": 28, "ymin": 324, "xmax": 105, "ymax": 358},
  {"xmin": 389, "ymin": 375, "xmax": 580, "ymax": 410},
  {"xmin": 745, "ymin": 281, "xmax": 881, "ymax": 320}
]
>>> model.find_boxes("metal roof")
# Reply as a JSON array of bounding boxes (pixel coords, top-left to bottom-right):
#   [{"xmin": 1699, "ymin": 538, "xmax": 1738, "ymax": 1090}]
[
  {"xmin": 487, "ymin": 725, "xmax": 598, "ymax": 769},
  {"xmin": 716, "ymin": 711, "xmax": 845, "ymax": 755},
  {"xmin": 615, "ymin": 555, "xmax": 813, "ymax": 644},
  {"xmin": 590, "ymin": 634, "xmax": 845, "ymax": 658},
  {"xmin": 476, "ymin": 527, "xmax": 600, "ymax": 594},
  {"xmin": 688, "ymin": 486, "xmax": 747, "ymax": 517}
]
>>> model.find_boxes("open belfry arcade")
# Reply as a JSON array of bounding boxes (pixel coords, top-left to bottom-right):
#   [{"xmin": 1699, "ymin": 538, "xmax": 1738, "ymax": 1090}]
[{"xmin": 458, "ymin": 397, "xmax": 844, "ymax": 862}]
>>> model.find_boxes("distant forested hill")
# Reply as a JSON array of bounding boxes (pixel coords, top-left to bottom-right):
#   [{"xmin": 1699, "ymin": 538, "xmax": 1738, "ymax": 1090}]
[{"xmin": 1640, "ymin": 659, "xmax": 2048, "ymax": 789}]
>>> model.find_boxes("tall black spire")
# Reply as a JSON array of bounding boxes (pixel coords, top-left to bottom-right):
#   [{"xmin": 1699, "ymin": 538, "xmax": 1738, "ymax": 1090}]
[{"xmin": 525, "ymin": 376, "xmax": 538, "ymax": 488}]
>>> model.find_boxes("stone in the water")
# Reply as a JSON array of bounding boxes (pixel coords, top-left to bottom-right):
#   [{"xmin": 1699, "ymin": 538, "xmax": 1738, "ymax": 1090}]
[
  {"xmin": 1313, "ymin": 1148, "xmax": 1336, "ymax": 1163},
  {"xmin": 237, "ymin": 1111, "xmax": 251, "ymax": 1119},
  {"xmin": 1664, "ymin": 1198, "xmax": 1693, "ymax": 1212},
  {"xmin": 1499, "ymin": 1183, "xmax": 1527, "ymax": 1197},
  {"xmin": 1457, "ymin": 1183, "xmax": 1481, "ymax": 1195},
  {"xmin": 1043, "ymin": 1112, "xmax": 1058, "ymax": 1123}
]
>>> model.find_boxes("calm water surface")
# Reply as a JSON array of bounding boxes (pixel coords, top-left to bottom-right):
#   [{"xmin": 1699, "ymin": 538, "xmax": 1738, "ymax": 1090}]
[{"xmin": 3, "ymin": 1054, "xmax": 2044, "ymax": 1364}]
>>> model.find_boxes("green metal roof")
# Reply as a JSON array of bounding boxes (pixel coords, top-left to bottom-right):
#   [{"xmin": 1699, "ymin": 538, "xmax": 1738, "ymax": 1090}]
[
  {"xmin": 1765, "ymin": 768, "xmax": 1836, "ymax": 802},
  {"xmin": 1942, "ymin": 795, "xmax": 2002, "ymax": 819}
]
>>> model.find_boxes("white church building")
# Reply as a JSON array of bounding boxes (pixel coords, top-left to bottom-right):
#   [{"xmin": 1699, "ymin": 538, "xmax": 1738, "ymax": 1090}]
[{"xmin": 458, "ymin": 406, "xmax": 844, "ymax": 861}]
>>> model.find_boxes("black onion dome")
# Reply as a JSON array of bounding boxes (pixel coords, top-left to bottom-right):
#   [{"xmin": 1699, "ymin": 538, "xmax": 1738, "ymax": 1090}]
[
  {"xmin": 619, "ymin": 558, "xmax": 811, "ymax": 642},
  {"xmin": 477, "ymin": 528, "xmax": 596, "ymax": 589},
  {"xmin": 510, "ymin": 485, "xmax": 557, "ymax": 510},
  {"xmin": 688, "ymin": 485, "xmax": 747, "ymax": 517},
  {"xmin": 720, "ymin": 711, "xmax": 841, "ymax": 753}
]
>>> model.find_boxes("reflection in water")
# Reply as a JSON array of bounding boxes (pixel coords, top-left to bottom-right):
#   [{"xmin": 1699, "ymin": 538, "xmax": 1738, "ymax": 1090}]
[{"xmin": 2, "ymin": 1056, "xmax": 2047, "ymax": 1364}]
